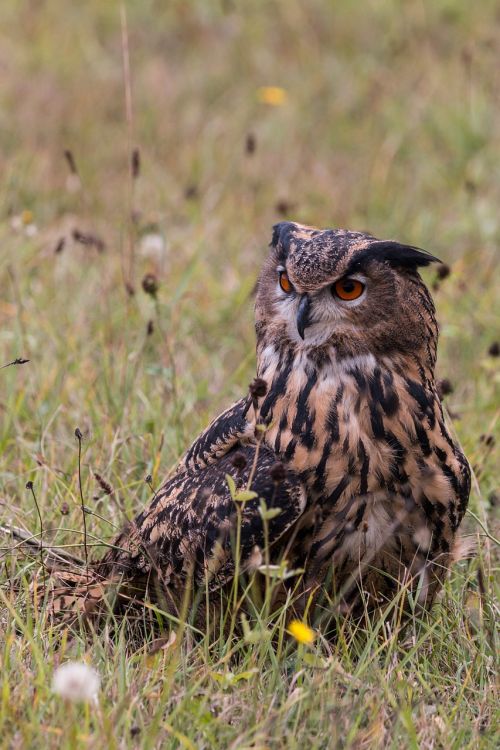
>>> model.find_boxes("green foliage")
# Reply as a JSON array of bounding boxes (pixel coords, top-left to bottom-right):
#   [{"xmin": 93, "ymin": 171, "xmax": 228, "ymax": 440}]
[{"xmin": 0, "ymin": 1, "xmax": 498, "ymax": 747}]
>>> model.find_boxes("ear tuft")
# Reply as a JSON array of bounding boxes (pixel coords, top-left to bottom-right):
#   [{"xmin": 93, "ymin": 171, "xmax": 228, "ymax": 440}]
[
  {"xmin": 270, "ymin": 222, "xmax": 296, "ymax": 260},
  {"xmin": 348, "ymin": 241, "xmax": 441, "ymax": 272},
  {"xmin": 271, "ymin": 222, "xmax": 293, "ymax": 249}
]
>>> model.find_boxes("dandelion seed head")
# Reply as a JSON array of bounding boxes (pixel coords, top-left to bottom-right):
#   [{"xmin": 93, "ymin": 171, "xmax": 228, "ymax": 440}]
[
  {"xmin": 140, "ymin": 233, "xmax": 167, "ymax": 263},
  {"xmin": 52, "ymin": 662, "xmax": 100, "ymax": 704}
]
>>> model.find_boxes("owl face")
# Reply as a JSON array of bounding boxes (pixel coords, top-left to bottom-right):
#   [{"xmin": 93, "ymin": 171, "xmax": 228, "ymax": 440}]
[{"xmin": 255, "ymin": 222, "xmax": 440, "ymax": 364}]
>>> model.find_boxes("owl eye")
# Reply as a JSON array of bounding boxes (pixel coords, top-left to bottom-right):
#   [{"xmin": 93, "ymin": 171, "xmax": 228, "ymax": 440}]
[
  {"xmin": 332, "ymin": 278, "xmax": 365, "ymax": 301},
  {"xmin": 279, "ymin": 270, "xmax": 293, "ymax": 293}
]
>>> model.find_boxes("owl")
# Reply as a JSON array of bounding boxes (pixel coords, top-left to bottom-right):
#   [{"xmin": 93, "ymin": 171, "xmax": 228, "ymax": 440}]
[{"xmin": 45, "ymin": 222, "xmax": 471, "ymax": 628}]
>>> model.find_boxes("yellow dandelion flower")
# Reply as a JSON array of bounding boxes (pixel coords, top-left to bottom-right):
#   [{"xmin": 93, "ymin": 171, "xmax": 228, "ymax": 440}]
[
  {"xmin": 288, "ymin": 619, "xmax": 315, "ymax": 645},
  {"xmin": 21, "ymin": 209, "xmax": 34, "ymax": 225},
  {"xmin": 257, "ymin": 86, "xmax": 288, "ymax": 106}
]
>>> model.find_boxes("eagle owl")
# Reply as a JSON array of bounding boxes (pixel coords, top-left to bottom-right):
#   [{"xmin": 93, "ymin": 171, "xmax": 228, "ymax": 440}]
[{"xmin": 49, "ymin": 222, "xmax": 471, "ymax": 627}]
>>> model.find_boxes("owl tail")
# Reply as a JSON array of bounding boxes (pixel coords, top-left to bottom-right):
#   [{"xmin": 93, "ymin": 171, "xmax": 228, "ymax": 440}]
[
  {"xmin": 34, "ymin": 568, "xmax": 125, "ymax": 628},
  {"xmin": 3, "ymin": 523, "xmax": 131, "ymax": 629}
]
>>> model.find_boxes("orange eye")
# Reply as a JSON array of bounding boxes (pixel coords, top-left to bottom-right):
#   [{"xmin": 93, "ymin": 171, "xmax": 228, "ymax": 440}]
[
  {"xmin": 279, "ymin": 271, "xmax": 293, "ymax": 293},
  {"xmin": 332, "ymin": 278, "xmax": 365, "ymax": 301}
]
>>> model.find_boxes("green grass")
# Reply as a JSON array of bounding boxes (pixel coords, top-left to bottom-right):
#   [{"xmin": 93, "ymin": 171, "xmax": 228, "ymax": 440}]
[{"xmin": 0, "ymin": 1, "xmax": 498, "ymax": 747}]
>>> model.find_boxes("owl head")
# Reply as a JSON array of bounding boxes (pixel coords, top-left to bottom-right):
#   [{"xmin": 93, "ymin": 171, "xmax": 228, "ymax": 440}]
[{"xmin": 255, "ymin": 222, "xmax": 440, "ymax": 368}]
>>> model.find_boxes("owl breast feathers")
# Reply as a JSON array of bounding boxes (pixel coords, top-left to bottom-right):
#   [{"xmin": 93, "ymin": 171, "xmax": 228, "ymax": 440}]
[{"xmin": 49, "ymin": 222, "xmax": 471, "ymax": 628}]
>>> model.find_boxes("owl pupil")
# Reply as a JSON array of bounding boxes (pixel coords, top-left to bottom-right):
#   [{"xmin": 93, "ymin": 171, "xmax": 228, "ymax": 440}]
[{"xmin": 343, "ymin": 281, "xmax": 355, "ymax": 292}]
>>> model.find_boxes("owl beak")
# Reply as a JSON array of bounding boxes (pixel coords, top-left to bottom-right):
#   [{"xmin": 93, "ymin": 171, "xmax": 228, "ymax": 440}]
[{"xmin": 296, "ymin": 294, "xmax": 312, "ymax": 339}]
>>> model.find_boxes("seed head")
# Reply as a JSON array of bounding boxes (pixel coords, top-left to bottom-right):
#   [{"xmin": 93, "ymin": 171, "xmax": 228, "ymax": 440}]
[
  {"xmin": 25, "ymin": 480, "xmax": 34, "ymax": 491},
  {"xmin": 270, "ymin": 461, "xmax": 286, "ymax": 484},
  {"xmin": 245, "ymin": 133, "xmax": 256, "ymax": 155},
  {"xmin": 479, "ymin": 433, "xmax": 495, "ymax": 447},
  {"xmin": 142, "ymin": 273, "xmax": 159, "ymax": 298},
  {"xmin": 184, "ymin": 184, "xmax": 198, "ymax": 200},
  {"xmin": 1, "ymin": 358, "xmax": 30, "ymax": 369},
  {"xmin": 275, "ymin": 199, "xmax": 295, "ymax": 216},
  {"xmin": 94, "ymin": 472, "xmax": 113, "ymax": 496},
  {"xmin": 436, "ymin": 264, "xmax": 451, "ymax": 280},
  {"xmin": 60, "ymin": 502, "xmax": 70, "ymax": 516},
  {"xmin": 54, "ymin": 237, "xmax": 65, "ymax": 254},
  {"xmin": 63, "ymin": 149, "xmax": 78, "ymax": 175},
  {"xmin": 72, "ymin": 229, "xmax": 105, "ymax": 253},
  {"xmin": 131, "ymin": 147, "xmax": 141, "ymax": 179},
  {"xmin": 249, "ymin": 377, "xmax": 267, "ymax": 402},
  {"xmin": 231, "ymin": 452, "xmax": 247, "ymax": 472},
  {"xmin": 52, "ymin": 662, "xmax": 100, "ymax": 704},
  {"xmin": 488, "ymin": 341, "xmax": 499, "ymax": 357},
  {"xmin": 140, "ymin": 232, "xmax": 165, "ymax": 260},
  {"xmin": 437, "ymin": 378, "xmax": 453, "ymax": 398}
]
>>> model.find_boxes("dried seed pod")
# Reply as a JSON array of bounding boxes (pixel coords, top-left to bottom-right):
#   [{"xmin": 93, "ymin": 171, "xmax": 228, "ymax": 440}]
[
  {"xmin": 436, "ymin": 378, "xmax": 453, "ymax": 398},
  {"xmin": 245, "ymin": 133, "xmax": 256, "ymax": 155},
  {"xmin": 131, "ymin": 147, "xmax": 141, "ymax": 179},
  {"xmin": 142, "ymin": 273, "xmax": 159, "ymax": 298},
  {"xmin": 436, "ymin": 263, "xmax": 451, "ymax": 280},
  {"xmin": 270, "ymin": 461, "xmax": 286, "ymax": 484},
  {"xmin": 94, "ymin": 472, "xmax": 113, "ymax": 496},
  {"xmin": 249, "ymin": 377, "xmax": 268, "ymax": 401},
  {"xmin": 231, "ymin": 452, "xmax": 247, "ymax": 472}
]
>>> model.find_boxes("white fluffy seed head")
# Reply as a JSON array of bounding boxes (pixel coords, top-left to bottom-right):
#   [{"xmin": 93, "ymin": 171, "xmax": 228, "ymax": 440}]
[
  {"xmin": 140, "ymin": 232, "xmax": 167, "ymax": 261},
  {"xmin": 52, "ymin": 662, "xmax": 100, "ymax": 704}
]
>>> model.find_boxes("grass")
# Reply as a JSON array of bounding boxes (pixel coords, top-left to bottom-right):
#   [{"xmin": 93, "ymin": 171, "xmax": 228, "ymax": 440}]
[{"xmin": 0, "ymin": 0, "xmax": 498, "ymax": 747}]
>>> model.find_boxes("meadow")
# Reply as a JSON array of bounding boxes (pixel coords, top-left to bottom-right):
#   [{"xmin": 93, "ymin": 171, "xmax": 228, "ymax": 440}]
[{"xmin": 0, "ymin": 1, "xmax": 498, "ymax": 747}]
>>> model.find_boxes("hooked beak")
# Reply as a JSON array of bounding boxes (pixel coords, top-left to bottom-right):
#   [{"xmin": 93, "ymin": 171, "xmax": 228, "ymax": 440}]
[{"xmin": 296, "ymin": 294, "xmax": 312, "ymax": 339}]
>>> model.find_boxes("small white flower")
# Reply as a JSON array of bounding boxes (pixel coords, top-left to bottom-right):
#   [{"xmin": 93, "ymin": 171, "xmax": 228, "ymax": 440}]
[{"xmin": 52, "ymin": 661, "xmax": 100, "ymax": 704}]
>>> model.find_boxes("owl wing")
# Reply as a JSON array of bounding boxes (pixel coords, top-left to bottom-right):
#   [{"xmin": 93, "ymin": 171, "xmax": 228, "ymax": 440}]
[
  {"xmin": 38, "ymin": 402, "xmax": 306, "ymax": 624},
  {"xmin": 181, "ymin": 397, "xmax": 254, "ymax": 470},
  {"xmin": 104, "ymin": 442, "xmax": 307, "ymax": 593}
]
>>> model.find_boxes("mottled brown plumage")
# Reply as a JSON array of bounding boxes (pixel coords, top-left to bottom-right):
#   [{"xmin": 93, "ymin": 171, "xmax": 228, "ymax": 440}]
[{"xmin": 44, "ymin": 222, "xmax": 470, "ymax": 628}]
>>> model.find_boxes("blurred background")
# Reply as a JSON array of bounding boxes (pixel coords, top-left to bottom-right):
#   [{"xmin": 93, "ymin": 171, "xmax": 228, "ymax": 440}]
[{"xmin": 0, "ymin": 1, "xmax": 498, "ymax": 521}]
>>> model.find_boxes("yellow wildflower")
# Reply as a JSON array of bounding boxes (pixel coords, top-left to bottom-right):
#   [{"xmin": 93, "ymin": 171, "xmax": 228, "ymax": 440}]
[
  {"xmin": 21, "ymin": 209, "xmax": 34, "ymax": 225},
  {"xmin": 257, "ymin": 86, "xmax": 288, "ymax": 106},
  {"xmin": 288, "ymin": 619, "xmax": 315, "ymax": 645}
]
